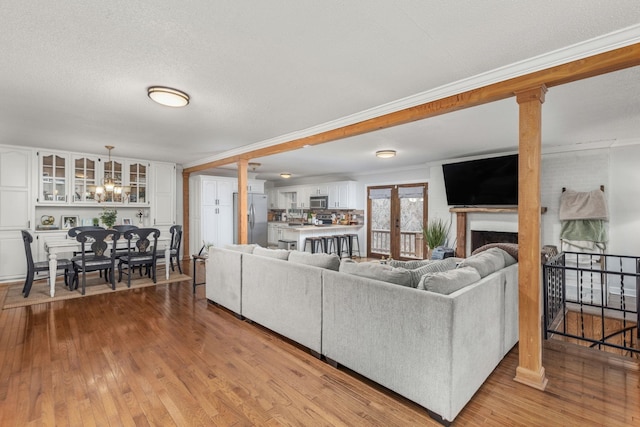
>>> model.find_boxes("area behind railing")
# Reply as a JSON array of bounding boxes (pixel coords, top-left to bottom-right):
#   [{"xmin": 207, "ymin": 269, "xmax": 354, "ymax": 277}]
[
  {"xmin": 544, "ymin": 251, "xmax": 639, "ymax": 358},
  {"xmin": 370, "ymin": 229, "xmax": 424, "ymax": 259}
]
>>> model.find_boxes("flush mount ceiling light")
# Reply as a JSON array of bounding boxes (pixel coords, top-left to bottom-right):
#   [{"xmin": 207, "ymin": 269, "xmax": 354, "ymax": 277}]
[
  {"xmin": 248, "ymin": 162, "xmax": 261, "ymax": 171},
  {"xmin": 147, "ymin": 86, "xmax": 190, "ymax": 107},
  {"xmin": 280, "ymin": 173, "xmax": 292, "ymax": 179},
  {"xmin": 375, "ymin": 149, "xmax": 396, "ymax": 158}
]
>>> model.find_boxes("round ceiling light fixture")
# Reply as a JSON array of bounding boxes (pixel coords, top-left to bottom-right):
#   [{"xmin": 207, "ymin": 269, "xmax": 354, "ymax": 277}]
[
  {"xmin": 280, "ymin": 173, "xmax": 292, "ymax": 179},
  {"xmin": 147, "ymin": 86, "xmax": 190, "ymax": 107},
  {"xmin": 375, "ymin": 149, "xmax": 396, "ymax": 158}
]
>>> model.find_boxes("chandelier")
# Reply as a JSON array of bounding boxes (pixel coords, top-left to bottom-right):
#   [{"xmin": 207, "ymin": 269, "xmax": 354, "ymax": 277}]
[{"xmin": 93, "ymin": 146, "xmax": 129, "ymax": 203}]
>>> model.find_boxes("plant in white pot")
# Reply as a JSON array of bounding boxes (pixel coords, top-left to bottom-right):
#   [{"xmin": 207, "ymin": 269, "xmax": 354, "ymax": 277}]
[{"xmin": 423, "ymin": 217, "xmax": 450, "ymax": 258}]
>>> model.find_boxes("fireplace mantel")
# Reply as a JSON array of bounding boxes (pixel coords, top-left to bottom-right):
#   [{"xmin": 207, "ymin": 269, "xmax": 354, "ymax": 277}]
[{"xmin": 450, "ymin": 206, "xmax": 547, "ymax": 257}]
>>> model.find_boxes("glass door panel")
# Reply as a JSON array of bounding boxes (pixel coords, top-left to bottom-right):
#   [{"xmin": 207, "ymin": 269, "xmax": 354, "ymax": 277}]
[
  {"xmin": 367, "ymin": 184, "xmax": 427, "ymax": 260},
  {"xmin": 127, "ymin": 162, "xmax": 147, "ymax": 204},
  {"xmin": 103, "ymin": 159, "xmax": 123, "ymax": 203},
  {"xmin": 40, "ymin": 153, "xmax": 67, "ymax": 203},
  {"xmin": 399, "ymin": 185, "xmax": 426, "ymax": 259},
  {"xmin": 73, "ymin": 156, "xmax": 98, "ymax": 202}
]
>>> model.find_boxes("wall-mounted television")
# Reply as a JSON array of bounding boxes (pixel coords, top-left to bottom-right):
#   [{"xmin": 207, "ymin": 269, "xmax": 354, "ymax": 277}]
[{"xmin": 442, "ymin": 154, "xmax": 518, "ymax": 206}]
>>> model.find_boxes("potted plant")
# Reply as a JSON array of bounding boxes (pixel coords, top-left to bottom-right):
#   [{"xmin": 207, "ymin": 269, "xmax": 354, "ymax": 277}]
[
  {"xmin": 423, "ymin": 217, "xmax": 451, "ymax": 258},
  {"xmin": 99, "ymin": 208, "xmax": 118, "ymax": 228}
]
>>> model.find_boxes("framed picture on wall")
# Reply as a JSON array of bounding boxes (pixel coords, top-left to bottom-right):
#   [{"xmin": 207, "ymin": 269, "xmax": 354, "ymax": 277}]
[
  {"xmin": 122, "ymin": 218, "xmax": 132, "ymax": 225},
  {"xmin": 61, "ymin": 215, "xmax": 79, "ymax": 229}
]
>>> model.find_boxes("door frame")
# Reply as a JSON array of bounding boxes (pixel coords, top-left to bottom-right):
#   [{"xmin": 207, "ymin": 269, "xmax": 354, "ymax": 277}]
[{"xmin": 366, "ymin": 183, "xmax": 428, "ymax": 260}]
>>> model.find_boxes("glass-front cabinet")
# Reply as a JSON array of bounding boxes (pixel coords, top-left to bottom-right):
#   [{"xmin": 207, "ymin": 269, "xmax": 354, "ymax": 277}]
[
  {"xmin": 102, "ymin": 156, "xmax": 124, "ymax": 203},
  {"xmin": 38, "ymin": 152, "xmax": 68, "ymax": 203},
  {"xmin": 34, "ymin": 150, "xmax": 164, "ymax": 207},
  {"xmin": 71, "ymin": 155, "xmax": 99, "ymax": 203},
  {"xmin": 126, "ymin": 161, "xmax": 148, "ymax": 204}
]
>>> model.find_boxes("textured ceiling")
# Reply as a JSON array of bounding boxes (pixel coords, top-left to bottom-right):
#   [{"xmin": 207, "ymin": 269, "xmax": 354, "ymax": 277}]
[{"xmin": 1, "ymin": 1, "xmax": 639, "ymax": 181}]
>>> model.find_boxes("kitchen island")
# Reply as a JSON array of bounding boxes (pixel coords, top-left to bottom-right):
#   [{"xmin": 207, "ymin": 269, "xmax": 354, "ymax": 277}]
[{"xmin": 270, "ymin": 223, "xmax": 362, "ymax": 254}]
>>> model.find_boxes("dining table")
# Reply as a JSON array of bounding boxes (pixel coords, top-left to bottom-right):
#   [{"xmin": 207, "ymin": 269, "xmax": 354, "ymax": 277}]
[{"xmin": 44, "ymin": 236, "xmax": 172, "ymax": 297}]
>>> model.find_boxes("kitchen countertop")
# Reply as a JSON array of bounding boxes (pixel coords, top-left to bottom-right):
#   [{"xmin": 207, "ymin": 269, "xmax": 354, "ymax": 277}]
[{"xmin": 286, "ymin": 224, "xmax": 361, "ymax": 231}]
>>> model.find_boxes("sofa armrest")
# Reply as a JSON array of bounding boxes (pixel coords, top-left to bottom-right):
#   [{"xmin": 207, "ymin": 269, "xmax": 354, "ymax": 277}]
[
  {"xmin": 206, "ymin": 247, "xmax": 243, "ymax": 315},
  {"xmin": 242, "ymin": 254, "xmax": 323, "ymax": 354}
]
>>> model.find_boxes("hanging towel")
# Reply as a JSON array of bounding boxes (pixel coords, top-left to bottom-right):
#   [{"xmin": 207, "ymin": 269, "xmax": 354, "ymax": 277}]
[
  {"xmin": 559, "ymin": 220, "xmax": 607, "ymax": 247},
  {"xmin": 559, "ymin": 189, "xmax": 608, "ymax": 221}
]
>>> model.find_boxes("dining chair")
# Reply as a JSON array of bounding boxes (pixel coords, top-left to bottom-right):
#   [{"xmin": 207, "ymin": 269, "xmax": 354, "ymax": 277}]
[
  {"xmin": 112, "ymin": 225, "xmax": 140, "ymax": 262},
  {"xmin": 118, "ymin": 228, "xmax": 160, "ymax": 287},
  {"xmin": 68, "ymin": 225, "xmax": 108, "ymax": 280},
  {"xmin": 21, "ymin": 230, "xmax": 72, "ymax": 298},
  {"xmin": 72, "ymin": 229, "xmax": 120, "ymax": 295},
  {"xmin": 157, "ymin": 225, "xmax": 182, "ymax": 274}
]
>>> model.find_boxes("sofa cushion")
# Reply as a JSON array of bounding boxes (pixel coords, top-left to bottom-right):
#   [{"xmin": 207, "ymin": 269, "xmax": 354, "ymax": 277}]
[
  {"xmin": 457, "ymin": 247, "xmax": 506, "ymax": 278},
  {"xmin": 339, "ymin": 260, "xmax": 412, "ymax": 287},
  {"xmin": 407, "ymin": 257, "xmax": 459, "ymax": 287},
  {"xmin": 388, "ymin": 259, "xmax": 434, "ymax": 269},
  {"xmin": 472, "ymin": 242, "xmax": 518, "ymax": 265},
  {"xmin": 417, "ymin": 266, "xmax": 481, "ymax": 294},
  {"xmin": 253, "ymin": 246, "xmax": 290, "ymax": 260},
  {"xmin": 288, "ymin": 251, "xmax": 340, "ymax": 271},
  {"xmin": 224, "ymin": 244, "xmax": 259, "ymax": 254}
]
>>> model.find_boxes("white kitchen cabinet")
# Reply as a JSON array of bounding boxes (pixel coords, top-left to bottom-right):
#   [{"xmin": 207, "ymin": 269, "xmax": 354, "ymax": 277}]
[
  {"xmin": 268, "ymin": 223, "xmax": 278, "ymax": 246},
  {"xmin": 267, "ymin": 188, "xmax": 278, "ymax": 208},
  {"xmin": 328, "ymin": 181, "xmax": 357, "ymax": 209},
  {"xmin": 190, "ymin": 175, "xmax": 236, "ymax": 255},
  {"xmin": 150, "ymin": 162, "xmax": 176, "ymax": 228},
  {"xmin": 37, "ymin": 151, "xmax": 69, "ymax": 204},
  {"xmin": 0, "ymin": 146, "xmax": 32, "ymax": 281},
  {"xmin": 308, "ymin": 184, "xmax": 329, "ymax": 196},
  {"xmin": 247, "ymin": 179, "xmax": 265, "ymax": 193},
  {"xmin": 296, "ymin": 186, "xmax": 311, "ymax": 209}
]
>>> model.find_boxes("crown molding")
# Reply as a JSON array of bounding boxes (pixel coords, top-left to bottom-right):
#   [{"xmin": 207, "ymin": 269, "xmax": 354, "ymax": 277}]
[{"xmin": 183, "ymin": 24, "xmax": 640, "ymax": 170}]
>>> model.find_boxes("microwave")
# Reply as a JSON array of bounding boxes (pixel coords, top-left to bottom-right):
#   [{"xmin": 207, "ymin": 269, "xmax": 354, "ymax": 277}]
[{"xmin": 309, "ymin": 195, "xmax": 328, "ymax": 209}]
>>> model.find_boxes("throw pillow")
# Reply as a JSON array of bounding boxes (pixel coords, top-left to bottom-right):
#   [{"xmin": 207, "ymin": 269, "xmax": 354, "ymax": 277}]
[
  {"xmin": 457, "ymin": 247, "xmax": 506, "ymax": 278},
  {"xmin": 417, "ymin": 266, "xmax": 481, "ymax": 295},
  {"xmin": 407, "ymin": 257, "xmax": 459, "ymax": 288},
  {"xmin": 472, "ymin": 243, "xmax": 518, "ymax": 262},
  {"xmin": 288, "ymin": 251, "xmax": 340, "ymax": 271},
  {"xmin": 339, "ymin": 260, "xmax": 412, "ymax": 287},
  {"xmin": 224, "ymin": 244, "xmax": 258, "ymax": 254},
  {"xmin": 253, "ymin": 246, "xmax": 290, "ymax": 260}
]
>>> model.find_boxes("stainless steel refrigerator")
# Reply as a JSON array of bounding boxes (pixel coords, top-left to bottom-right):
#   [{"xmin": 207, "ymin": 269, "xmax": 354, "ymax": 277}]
[{"xmin": 233, "ymin": 193, "xmax": 268, "ymax": 246}]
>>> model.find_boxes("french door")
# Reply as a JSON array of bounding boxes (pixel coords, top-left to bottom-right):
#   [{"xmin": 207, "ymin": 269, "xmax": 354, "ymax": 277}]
[{"xmin": 367, "ymin": 183, "xmax": 428, "ymax": 260}]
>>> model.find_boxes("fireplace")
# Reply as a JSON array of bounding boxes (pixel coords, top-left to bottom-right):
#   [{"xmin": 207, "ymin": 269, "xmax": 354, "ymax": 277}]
[{"xmin": 471, "ymin": 230, "xmax": 518, "ymax": 253}]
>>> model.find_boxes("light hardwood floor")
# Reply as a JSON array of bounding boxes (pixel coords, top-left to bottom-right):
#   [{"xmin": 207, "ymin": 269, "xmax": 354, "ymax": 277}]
[{"xmin": 0, "ymin": 263, "xmax": 638, "ymax": 426}]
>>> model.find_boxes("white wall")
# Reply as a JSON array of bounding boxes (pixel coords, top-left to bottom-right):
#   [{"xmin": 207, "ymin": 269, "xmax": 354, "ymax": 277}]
[{"xmin": 609, "ymin": 143, "xmax": 640, "ymax": 255}]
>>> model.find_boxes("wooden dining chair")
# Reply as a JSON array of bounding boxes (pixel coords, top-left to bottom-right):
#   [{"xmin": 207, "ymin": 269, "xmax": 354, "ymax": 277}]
[
  {"xmin": 157, "ymin": 225, "xmax": 182, "ymax": 274},
  {"xmin": 21, "ymin": 230, "xmax": 72, "ymax": 297},
  {"xmin": 72, "ymin": 229, "xmax": 120, "ymax": 295},
  {"xmin": 118, "ymin": 228, "xmax": 160, "ymax": 287}
]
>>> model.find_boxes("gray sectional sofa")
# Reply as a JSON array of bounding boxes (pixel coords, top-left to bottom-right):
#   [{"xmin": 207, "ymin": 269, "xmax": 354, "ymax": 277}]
[{"xmin": 206, "ymin": 245, "xmax": 519, "ymax": 424}]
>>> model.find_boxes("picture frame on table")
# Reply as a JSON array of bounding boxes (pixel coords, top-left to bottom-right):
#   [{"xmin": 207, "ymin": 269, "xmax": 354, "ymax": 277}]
[
  {"xmin": 122, "ymin": 218, "xmax": 132, "ymax": 225},
  {"xmin": 61, "ymin": 215, "xmax": 79, "ymax": 229}
]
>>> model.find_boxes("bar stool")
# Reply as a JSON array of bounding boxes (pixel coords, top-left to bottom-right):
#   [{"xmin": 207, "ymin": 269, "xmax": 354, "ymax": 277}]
[
  {"xmin": 320, "ymin": 236, "xmax": 333, "ymax": 254},
  {"xmin": 304, "ymin": 237, "xmax": 323, "ymax": 253},
  {"xmin": 332, "ymin": 235, "xmax": 347, "ymax": 258},
  {"xmin": 345, "ymin": 233, "xmax": 361, "ymax": 259}
]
